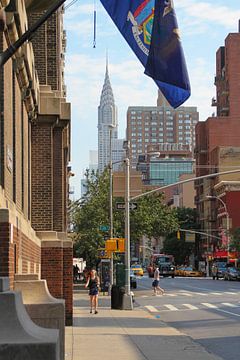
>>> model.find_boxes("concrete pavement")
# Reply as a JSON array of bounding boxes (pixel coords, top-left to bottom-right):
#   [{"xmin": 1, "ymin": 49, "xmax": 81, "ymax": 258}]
[{"xmin": 65, "ymin": 289, "xmax": 221, "ymax": 360}]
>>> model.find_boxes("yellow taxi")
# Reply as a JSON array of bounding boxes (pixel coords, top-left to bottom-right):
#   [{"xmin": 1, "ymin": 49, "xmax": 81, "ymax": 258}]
[
  {"xmin": 175, "ymin": 266, "xmax": 185, "ymax": 276},
  {"xmin": 131, "ymin": 264, "xmax": 144, "ymax": 276},
  {"xmin": 182, "ymin": 266, "xmax": 203, "ymax": 277}
]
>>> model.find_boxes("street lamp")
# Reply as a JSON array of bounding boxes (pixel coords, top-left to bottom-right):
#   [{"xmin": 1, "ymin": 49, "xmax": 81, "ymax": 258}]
[
  {"xmin": 109, "ymin": 124, "xmax": 115, "ymax": 291},
  {"xmin": 122, "ymin": 140, "xmax": 133, "ymax": 310},
  {"xmin": 206, "ymin": 195, "xmax": 230, "ymax": 262}
]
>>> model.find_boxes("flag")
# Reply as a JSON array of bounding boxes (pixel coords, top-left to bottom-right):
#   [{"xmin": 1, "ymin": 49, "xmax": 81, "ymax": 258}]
[{"xmin": 100, "ymin": 0, "xmax": 190, "ymax": 108}]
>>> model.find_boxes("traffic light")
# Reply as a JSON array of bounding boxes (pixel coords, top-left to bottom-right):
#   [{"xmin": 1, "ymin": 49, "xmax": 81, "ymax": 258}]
[
  {"xmin": 177, "ymin": 230, "xmax": 181, "ymax": 240},
  {"xmin": 105, "ymin": 239, "xmax": 117, "ymax": 251}
]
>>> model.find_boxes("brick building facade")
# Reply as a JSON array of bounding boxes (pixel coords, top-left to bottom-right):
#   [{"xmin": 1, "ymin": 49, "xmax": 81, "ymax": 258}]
[
  {"xmin": 0, "ymin": 1, "xmax": 72, "ymax": 324},
  {"xmin": 195, "ymin": 28, "xmax": 240, "ymax": 260}
]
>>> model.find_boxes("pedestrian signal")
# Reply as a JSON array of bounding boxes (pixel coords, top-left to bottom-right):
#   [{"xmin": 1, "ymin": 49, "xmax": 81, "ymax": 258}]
[{"xmin": 117, "ymin": 238, "xmax": 125, "ymax": 252}]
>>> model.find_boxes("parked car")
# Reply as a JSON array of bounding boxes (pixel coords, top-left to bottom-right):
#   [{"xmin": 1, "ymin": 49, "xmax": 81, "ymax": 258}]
[
  {"xmin": 182, "ymin": 266, "xmax": 204, "ymax": 277},
  {"xmin": 212, "ymin": 262, "xmax": 227, "ymax": 280},
  {"xmin": 224, "ymin": 267, "xmax": 240, "ymax": 281},
  {"xmin": 130, "ymin": 270, "xmax": 137, "ymax": 288},
  {"xmin": 131, "ymin": 264, "xmax": 144, "ymax": 276}
]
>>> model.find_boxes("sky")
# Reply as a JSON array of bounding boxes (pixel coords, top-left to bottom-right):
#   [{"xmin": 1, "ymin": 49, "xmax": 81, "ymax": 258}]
[{"xmin": 64, "ymin": 0, "xmax": 240, "ymax": 199}]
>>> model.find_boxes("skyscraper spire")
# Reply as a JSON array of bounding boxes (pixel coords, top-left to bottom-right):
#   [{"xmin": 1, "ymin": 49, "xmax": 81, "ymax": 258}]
[
  {"xmin": 98, "ymin": 55, "xmax": 118, "ymax": 172},
  {"xmin": 99, "ymin": 53, "xmax": 115, "ymax": 108}
]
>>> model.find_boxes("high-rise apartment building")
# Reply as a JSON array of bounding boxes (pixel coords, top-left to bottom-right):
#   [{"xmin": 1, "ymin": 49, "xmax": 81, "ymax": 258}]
[
  {"xmin": 127, "ymin": 91, "xmax": 198, "ymax": 168},
  {"xmin": 98, "ymin": 62, "xmax": 118, "ymax": 173}
]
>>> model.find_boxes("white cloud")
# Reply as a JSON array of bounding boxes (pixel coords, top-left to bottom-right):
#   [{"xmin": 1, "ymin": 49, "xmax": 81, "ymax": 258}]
[{"xmin": 176, "ymin": 0, "xmax": 240, "ymax": 29}]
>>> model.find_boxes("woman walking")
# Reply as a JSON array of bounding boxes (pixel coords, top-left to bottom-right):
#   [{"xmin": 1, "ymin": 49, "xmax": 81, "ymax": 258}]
[
  {"xmin": 152, "ymin": 265, "xmax": 165, "ymax": 295},
  {"xmin": 85, "ymin": 269, "xmax": 100, "ymax": 314}
]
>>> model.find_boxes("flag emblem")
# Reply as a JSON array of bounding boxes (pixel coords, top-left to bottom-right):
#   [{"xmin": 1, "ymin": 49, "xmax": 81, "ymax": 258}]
[
  {"xmin": 100, "ymin": 0, "xmax": 191, "ymax": 108},
  {"xmin": 128, "ymin": 0, "xmax": 155, "ymax": 52}
]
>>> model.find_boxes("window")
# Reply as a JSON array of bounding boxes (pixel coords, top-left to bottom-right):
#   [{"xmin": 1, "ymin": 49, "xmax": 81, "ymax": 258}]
[{"xmin": 179, "ymin": 126, "xmax": 182, "ymax": 129}]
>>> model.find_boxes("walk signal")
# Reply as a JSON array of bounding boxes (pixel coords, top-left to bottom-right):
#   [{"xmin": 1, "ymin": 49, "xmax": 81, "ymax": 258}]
[{"xmin": 117, "ymin": 238, "xmax": 125, "ymax": 252}]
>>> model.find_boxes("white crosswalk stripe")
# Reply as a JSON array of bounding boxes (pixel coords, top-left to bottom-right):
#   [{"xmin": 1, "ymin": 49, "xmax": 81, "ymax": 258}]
[
  {"xmin": 224, "ymin": 292, "xmax": 238, "ymax": 295},
  {"xmin": 182, "ymin": 304, "xmax": 199, "ymax": 310},
  {"xmin": 164, "ymin": 304, "xmax": 179, "ymax": 311},
  {"xmin": 201, "ymin": 303, "xmax": 218, "ymax": 309},
  {"xmin": 210, "ymin": 292, "xmax": 222, "ymax": 296},
  {"xmin": 145, "ymin": 305, "xmax": 158, "ymax": 313},
  {"xmin": 180, "ymin": 292, "xmax": 193, "ymax": 297},
  {"xmin": 221, "ymin": 303, "xmax": 238, "ymax": 308},
  {"xmin": 195, "ymin": 292, "xmax": 208, "ymax": 296}
]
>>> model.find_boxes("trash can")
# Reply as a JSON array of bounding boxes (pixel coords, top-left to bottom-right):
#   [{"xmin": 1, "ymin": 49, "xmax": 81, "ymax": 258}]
[
  {"xmin": 118, "ymin": 286, "xmax": 125, "ymax": 309},
  {"xmin": 111, "ymin": 285, "xmax": 120, "ymax": 309}
]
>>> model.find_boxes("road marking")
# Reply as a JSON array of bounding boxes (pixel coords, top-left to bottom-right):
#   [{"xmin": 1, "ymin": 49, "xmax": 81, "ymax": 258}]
[
  {"xmin": 179, "ymin": 292, "xmax": 192, "ymax": 297},
  {"xmin": 167, "ymin": 294, "xmax": 177, "ymax": 297},
  {"xmin": 210, "ymin": 292, "xmax": 222, "ymax": 295},
  {"xmin": 145, "ymin": 305, "xmax": 158, "ymax": 313},
  {"xmin": 201, "ymin": 303, "xmax": 217, "ymax": 309},
  {"xmin": 195, "ymin": 292, "xmax": 208, "ymax": 296},
  {"xmin": 216, "ymin": 308, "xmax": 240, "ymax": 317},
  {"xmin": 224, "ymin": 292, "xmax": 237, "ymax": 295},
  {"xmin": 141, "ymin": 295, "xmax": 148, "ymax": 298},
  {"xmin": 182, "ymin": 304, "xmax": 198, "ymax": 310},
  {"xmin": 164, "ymin": 304, "xmax": 179, "ymax": 311},
  {"xmin": 221, "ymin": 303, "xmax": 238, "ymax": 308}
]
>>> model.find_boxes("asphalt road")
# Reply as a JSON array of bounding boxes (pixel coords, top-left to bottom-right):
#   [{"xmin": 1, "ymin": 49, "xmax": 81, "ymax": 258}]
[{"xmin": 133, "ymin": 274, "xmax": 240, "ymax": 360}]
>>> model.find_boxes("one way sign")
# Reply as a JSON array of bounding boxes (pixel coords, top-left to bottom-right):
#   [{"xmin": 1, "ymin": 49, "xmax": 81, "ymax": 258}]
[{"xmin": 116, "ymin": 203, "xmax": 138, "ymax": 210}]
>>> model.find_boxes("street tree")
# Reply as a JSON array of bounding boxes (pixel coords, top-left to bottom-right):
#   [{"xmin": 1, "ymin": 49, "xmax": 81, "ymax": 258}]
[
  {"xmin": 163, "ymin": 207, "xmax": 197, "ymax": 265},
  {"xmin": 72, "ymin": 171, "xmax": 179, "ymax": 267},
  {"xmin": 229, "ymin": 227, "xmax": 240, "ymax": 253}
]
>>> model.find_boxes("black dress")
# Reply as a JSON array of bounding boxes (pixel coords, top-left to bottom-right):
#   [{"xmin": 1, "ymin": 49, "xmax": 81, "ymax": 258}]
[{"xmin": 88, "ymin": 278, "xmax": 99, "ymax": 296}]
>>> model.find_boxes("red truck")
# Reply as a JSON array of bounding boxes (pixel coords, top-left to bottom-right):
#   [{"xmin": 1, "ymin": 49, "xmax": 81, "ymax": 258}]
[{"xmin": 147, "ymin": 254, "xmax": 175, "ymax": 278}]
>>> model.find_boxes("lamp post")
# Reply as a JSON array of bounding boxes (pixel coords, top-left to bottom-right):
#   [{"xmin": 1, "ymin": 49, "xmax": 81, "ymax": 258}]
[
  {"xmin": 108, "ymin": 124, "xmax": 115, "ymax": 291},
  {"xmin": 206, "ymin": 195, "xmax": 230, "ymax": 262},
  {"xmin": 122, "ymin": 141, "xmax": 133, "ymax": 310}
]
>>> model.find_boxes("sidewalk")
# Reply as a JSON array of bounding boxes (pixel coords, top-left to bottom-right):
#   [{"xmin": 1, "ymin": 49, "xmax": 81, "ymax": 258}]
[{"xmin": 65, "ymin": 289, "xmax": 221, "ymax": 360}]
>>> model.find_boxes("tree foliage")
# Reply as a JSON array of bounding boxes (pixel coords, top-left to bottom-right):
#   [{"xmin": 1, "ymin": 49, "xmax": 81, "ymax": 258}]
[
  {"xmin": 229, "ymin": 227, "xmax": 240, "ymax": 253},
  {"xmin": 72, "ymin": 170, "xmax": 179, "ymax": 267},
  {"xmin": 163, "ymin": 207, "xmax": 198, "ymax": 265}
]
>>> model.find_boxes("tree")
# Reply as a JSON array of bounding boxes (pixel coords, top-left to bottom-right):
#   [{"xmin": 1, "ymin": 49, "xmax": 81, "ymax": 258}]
[
  {"xmin": 163, "ymin": 207, "xmax": 197, "ymax": 265},
  {"xmin": 72, "ymin": 171, "xmax": 179, "ymax": 267},
  {"xmin": 72, "ymin": 169, "xmax": 110, "ymax": 268},
  {"xmin": 229, "ymin": 228, "xmax": 240, "ymax": 253}
]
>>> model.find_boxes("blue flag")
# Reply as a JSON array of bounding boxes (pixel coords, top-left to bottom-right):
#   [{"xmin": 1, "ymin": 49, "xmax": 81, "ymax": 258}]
[{"xmin": 100, "ymin": 0, "xmax": 190, "ymax": 108}]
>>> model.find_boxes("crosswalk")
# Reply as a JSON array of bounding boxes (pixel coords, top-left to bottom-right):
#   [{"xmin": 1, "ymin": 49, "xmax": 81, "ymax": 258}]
[
  {"xmin": 144, "ymin": 302, "xmax": 240, "ymax": 313},
  {"xmin": 139, "ymin": 290, "xmax": 240, "ymax": 314},
  {"xmin": 140, "ymin": 290, "xmax": 240, "ymax": 298}
]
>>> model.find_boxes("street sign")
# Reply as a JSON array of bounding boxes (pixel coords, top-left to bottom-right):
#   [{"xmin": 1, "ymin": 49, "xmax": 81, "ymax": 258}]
[
  {"xmin": 99, "ymin": 225, "xmax": 110, "ymax": 232},
  {"xmin": 116, "ymin": 202, "xmax": 138, "ymax": 210}
]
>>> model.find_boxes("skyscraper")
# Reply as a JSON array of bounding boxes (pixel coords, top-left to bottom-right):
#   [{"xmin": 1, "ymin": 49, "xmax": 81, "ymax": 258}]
[{"xmin": 98, "ymin": 60, "xmax": 118, "ymax": 173}]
